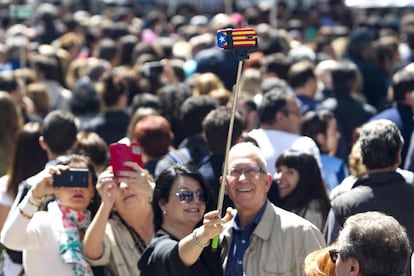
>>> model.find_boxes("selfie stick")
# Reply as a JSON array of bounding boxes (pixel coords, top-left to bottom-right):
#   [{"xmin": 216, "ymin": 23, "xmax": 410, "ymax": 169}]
[{"xmin": 211, "ymin": 28, "xmax": 258, "ymax": 251}]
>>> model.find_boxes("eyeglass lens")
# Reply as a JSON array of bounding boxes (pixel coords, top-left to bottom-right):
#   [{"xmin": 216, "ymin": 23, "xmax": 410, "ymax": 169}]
[
  {"xmin": 229, "ymin": 167, "xmax": 263, "ymax": 177},
  {"xmin": 176, "ymin": 190, "xmax": 206, "ymax": 203}
]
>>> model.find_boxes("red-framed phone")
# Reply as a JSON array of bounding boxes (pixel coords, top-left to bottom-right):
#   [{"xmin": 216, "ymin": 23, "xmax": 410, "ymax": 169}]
[{"xmin": 109, "ymin": 141, "xmax": 143, "ymax": 177}]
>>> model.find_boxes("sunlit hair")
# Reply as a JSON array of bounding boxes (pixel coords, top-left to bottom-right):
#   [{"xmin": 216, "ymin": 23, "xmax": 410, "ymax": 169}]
[
  {"xmin": 304, "ymin": 243, "xmax": 336, "ymax": 276},
  {"xmin": 359, "ymin": 119, "xmax": 403, "ymax": 169},
  {"xmin": 338, "ymin": 212, "xmax": 411, "ymax": 275}
]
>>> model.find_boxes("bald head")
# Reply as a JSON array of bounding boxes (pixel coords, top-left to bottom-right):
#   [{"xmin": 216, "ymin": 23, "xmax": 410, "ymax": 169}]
[{"xmin": 228, "ymin": 142, "xmax": 267, "ymax": 171}]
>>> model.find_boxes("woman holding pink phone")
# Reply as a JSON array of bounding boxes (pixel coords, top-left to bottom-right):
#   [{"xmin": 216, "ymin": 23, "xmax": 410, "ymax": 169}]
[{"xmin": 83, "ymin": 160, "xmax": 154, "ymax": 275}]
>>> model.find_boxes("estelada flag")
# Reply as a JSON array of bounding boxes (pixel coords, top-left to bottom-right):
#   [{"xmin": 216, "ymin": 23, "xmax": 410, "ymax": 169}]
[{"xmin": 217, "ymin": 28, "xmax": 257, "ymax": 50}]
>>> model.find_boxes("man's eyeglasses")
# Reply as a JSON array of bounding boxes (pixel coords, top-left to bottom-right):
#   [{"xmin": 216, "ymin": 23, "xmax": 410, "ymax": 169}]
[
  {"xmin": 228, "ymin": 166, "xmax": 266, "ymax": 178},
  {"xmin": 175, "ymin": 190, "xmax": 206, "ymax": 203},
  {"xmin": 328, "ymin": 249, "xmax": 340, "ymax": 263}
]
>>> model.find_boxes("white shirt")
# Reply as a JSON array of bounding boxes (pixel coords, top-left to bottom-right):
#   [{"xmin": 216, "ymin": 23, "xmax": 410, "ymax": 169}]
[
  {"xmin": 1, "ymin": 195, "xmax": 87, "ymax": 276},
  {"xmin": 248, "ymin": 128, "xmax": 322, "ymax": 175},
  {"xmin": 411, "ymin": 252, "xmax": 414, "ymax": 276},
  {"xmin": 0, "ymin": 175, "xmax": 13, "ymax": 207},
  {"xmin": 0, "ymin": 175, "xmax": 24, "ymax": 276}
]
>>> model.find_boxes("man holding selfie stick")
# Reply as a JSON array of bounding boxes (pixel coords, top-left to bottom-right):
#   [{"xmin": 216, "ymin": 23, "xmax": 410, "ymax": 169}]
[
  {"xmin": 212, "ymin": 28, "xmax": 326, "ymax": 275},
  {"xmin": 211, "ymin": 27, "xmax": 259, "ymax": 250},
  {"xmin": 219, "ymin": 142, "xmax": 325, "ymax": 276}
]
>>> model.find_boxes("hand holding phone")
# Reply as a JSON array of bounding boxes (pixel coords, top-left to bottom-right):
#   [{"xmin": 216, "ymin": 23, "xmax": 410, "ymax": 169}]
[{"xmin": 109, "ymin": 142, "xmax": 144, "ymax": 177}]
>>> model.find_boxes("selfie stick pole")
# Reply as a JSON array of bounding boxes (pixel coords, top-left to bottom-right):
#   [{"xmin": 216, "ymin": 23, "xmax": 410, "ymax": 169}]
[
  {"xmin": 211, "ymin": 34, "xmax": 256, "ymax": 251},
  {"xmin": 216, "ymin": 59, "xmax": 243, "ymax": 214}
]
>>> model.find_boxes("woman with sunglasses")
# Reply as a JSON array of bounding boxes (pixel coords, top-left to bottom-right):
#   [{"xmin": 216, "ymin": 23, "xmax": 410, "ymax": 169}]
[{"xmin": 138, "ymin": 165, "xmax": 232, "ymax": 276}]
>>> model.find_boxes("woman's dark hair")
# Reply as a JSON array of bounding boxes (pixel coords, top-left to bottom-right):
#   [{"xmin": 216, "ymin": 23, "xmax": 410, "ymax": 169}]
[
  {"xmin": 119, "ymin": 35, "xmax": 139, "ymax": 67},
  {"xmin": 98, "ymin": 71, "xmax": 129, "ymax": 107},
  {"xmin": 7, "ymin": 122, "xmax": 48, "ymax": 198},
  {"xmin": 156, "ymin": 83, "xmax": 192, "ymax": 147},
  {"xmin": 152, "ymin": 165, "xmax": 209, "ymax": 231},
  {"xmin": 71, "ymin": 131, "xmax": 109, "ymax": 172},
  {"xmin": 275, "ymin": 150, "xmax": 331, "ymax": 225},
  {"xmin": 301, "ymin": 109, "xmax": 335, "ymax": 153},
  {"xmin": 69, "ymin": 83, "xmax": 101, "ymax": 116},
  {"xmin": 42, "ymin": 110, "xmax": 78, "ymax": 156}
]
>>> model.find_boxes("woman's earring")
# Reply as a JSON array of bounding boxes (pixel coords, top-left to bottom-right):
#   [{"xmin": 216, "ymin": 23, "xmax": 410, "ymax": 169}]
[{"xmin": 162, "ymin": 209, "xmax": 166, "ymax": 214}]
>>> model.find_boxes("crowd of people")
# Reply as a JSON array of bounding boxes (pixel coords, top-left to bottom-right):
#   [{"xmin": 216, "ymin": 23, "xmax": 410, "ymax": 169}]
[{"xmin": 1, "ymin": 0, "xmax": 414, "ymax": 275}]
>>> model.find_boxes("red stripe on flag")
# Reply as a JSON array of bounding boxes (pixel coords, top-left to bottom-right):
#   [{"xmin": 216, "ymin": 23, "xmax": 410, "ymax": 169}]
[{"xmin": 232, "ymin": 36, "xmax": 257, "ymax": 41}]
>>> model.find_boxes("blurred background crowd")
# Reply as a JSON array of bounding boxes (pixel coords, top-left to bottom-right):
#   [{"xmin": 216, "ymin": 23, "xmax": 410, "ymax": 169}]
[{"xmin": 1, "ymin": 0, "xmax": 414, "ymax": 274}]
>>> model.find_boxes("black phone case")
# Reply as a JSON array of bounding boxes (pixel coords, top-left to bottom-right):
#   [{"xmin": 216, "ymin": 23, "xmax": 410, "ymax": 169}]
[{"xmin": 53, "ymin": 169, "xmax": 89, "ymax": 188}]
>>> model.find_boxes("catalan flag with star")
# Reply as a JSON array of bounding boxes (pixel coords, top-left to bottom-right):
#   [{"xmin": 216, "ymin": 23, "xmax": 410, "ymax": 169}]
[{"xmin": 217, "ymin": 28, "xmax": 257, "ymax": 50}]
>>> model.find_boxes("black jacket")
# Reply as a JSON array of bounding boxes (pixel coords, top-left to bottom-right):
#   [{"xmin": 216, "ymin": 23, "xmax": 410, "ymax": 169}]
[
  {"xmin": 138, "ymin": 231, "xmax": 222, "ymax": 276},
  {"xmin": 325, "ymin": 171, "xmax": 414, "ymax": 250}
]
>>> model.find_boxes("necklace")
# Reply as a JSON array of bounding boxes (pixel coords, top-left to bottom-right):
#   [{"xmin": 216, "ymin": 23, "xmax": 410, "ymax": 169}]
[{"xmin": 116, "ymin": 213, "xmax": 147, "ymax": 254}]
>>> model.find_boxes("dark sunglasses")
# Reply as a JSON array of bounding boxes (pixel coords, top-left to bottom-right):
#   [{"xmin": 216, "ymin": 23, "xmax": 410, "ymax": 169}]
[
  {"xmin": 329, "ymin": 249, "xmax": 340, "ymax": 263},
  {"xmin": 175, "ymin": 190, "xmax": 206, "ymax": 203}
]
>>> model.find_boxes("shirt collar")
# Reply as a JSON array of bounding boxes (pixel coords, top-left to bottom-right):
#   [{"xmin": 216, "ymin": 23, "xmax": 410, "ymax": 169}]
[{"xmin": 232, "ymin": 201, "xmax": 267, "ymax": 231}]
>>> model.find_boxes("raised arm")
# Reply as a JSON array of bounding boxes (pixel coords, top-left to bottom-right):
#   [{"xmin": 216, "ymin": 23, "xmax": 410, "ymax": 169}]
[
  {"xmin": 1, "ymin": 168, "xmax": 54, "ymax": 250},
  {"xmin": 83, "ymin": 170, "xmax": 118, "ymax": 260},
  {"xmin": 178, "ymin": 208, "xmax": 233, "ymax": 267}
]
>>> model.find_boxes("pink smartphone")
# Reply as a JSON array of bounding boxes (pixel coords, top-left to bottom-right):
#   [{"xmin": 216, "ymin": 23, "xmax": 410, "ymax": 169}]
[{"xmin": 109, "ymin": 142, "xmax": 143, "ymax": 177}]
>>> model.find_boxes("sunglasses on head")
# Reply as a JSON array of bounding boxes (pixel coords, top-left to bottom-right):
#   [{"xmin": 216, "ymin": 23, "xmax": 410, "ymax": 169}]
[
  {"xmin": 329, "ymin": 249, "xmax": 340, "ymax": 263},
  {"xmin": 175, "ymin": 190, "xmax": 206, "ymax": 203}
]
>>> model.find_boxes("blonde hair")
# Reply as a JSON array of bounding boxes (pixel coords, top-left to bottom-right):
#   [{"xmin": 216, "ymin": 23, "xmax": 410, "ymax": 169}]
[
  {"xmin": 26, "ymin": 82, "xmax": 50, "ymax": 117},
  {"xmin": 348, "ymin": 140, "xmax": 366, "ymax": 177},
  {"xmin": 208, "ymin": 87, "xmax": 231, "ymax": 106},
  {"xmin": 192, "ymin": 72, "xmax": 224, "ymax": 96},
  {"xmin": 304, "ymin": 244, "xmax": 336, "ymax": 276}
]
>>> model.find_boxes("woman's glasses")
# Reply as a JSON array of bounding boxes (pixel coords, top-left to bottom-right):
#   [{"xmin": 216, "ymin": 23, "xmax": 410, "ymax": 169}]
[
  {"xmin": 175, "ymin": 190, "xmax": 206, "ymax": 203},
  {"xmin": 328, "ymin": 249, "xmax": 340, "ymax": 263}
]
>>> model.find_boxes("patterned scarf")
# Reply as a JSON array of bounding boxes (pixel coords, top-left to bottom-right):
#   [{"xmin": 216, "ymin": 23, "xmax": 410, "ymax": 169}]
[{"xmin": 48, "ymin": 201, "xmax": 92, "ymax": 276}]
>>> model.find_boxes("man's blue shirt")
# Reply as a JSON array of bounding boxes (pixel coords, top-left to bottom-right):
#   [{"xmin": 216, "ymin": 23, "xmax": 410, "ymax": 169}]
[{"xmin": 225, "ymin": 202, "xmax": 267, "ymax": 276}]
